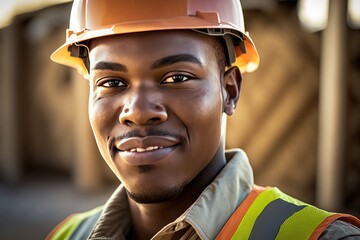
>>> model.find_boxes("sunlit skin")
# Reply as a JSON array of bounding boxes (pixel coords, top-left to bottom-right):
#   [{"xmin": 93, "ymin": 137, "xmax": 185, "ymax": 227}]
[{"xmin": 88, "ymin": 30, "xmax": 241, "ymax": 240}]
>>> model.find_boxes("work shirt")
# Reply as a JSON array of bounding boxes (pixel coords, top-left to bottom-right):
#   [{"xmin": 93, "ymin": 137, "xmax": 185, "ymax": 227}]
[
  {"xmin": 88, "ymin": 150, "xmax": 253, "ymax": 239},
  {"xmin": 49, "ymin": 149, "xmax": 360, "ymax": 239}
]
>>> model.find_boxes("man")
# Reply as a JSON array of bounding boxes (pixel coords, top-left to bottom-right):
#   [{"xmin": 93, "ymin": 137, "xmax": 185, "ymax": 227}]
[{"xmin": 47, "ymin": 0, "xmax": 360, "ymax": 239}]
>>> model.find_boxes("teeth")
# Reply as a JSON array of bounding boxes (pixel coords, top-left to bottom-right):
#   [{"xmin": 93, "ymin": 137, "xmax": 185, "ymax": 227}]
[
  {"xmin": 136, "ymin": 148, "xmax": 146, "ymax": 152},
  {"xmin": 127, "ymin": 146, "xmax": 162, "ymax": 153}
]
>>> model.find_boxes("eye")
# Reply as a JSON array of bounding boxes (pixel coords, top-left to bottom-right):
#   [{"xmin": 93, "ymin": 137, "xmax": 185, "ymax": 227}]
[
  {"xmin": 161, "ymin": 74, "xmax": 191, "ymax": 84},
  {"xmin": 97, "ymin": 77, "xmax": 127, "ymax": 88}
]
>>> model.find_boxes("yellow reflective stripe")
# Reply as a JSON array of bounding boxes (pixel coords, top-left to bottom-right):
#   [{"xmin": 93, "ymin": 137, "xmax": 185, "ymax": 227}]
[
  {"xmin": 271, "ymin": 189, "xmax": 307, "ymax": 207},
  {"xmin": 50, "ymin": 215, "xmax": 84, "ymax": 240},
  {"xmin": 229, "ymin": 188, "xmax": 336, "ymax": 240},
  {"xmin": 276, "ymin": 206, "xmax": 333, "ymax": 240},
  {"xmin": 232, "ymin": 188, "xmax": 282, "ymax": 240},
  {"xmin": 50, "ymin": 206, "xmax": 103, "ymax": 240}
]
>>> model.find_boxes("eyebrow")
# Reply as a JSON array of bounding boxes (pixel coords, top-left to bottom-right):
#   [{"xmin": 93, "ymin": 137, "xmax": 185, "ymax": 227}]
[
  {"xmin": 92, "ymin": 61, "xmax": 128, "ymax": 72},
  {"xmin": 91, "ymin": 54, "xmax": 202, "ymax": 72},
  {"xmin": 150, "ymin": 54, "xmax": 202, "ymax": 69}
]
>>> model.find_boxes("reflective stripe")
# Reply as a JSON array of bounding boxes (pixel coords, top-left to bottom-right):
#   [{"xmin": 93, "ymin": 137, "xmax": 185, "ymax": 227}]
[
  {"xmin": 216, "ymin": 187, "xmax": 360, "ymax": 240},
  {"xmin": 232, "ymin": 188, "xmax": 282, "ymax": 239},
  {"xmin": 48, "ymin": 206, "xmax": 103, "ymax": 240},
  {"xmin": 276, "ymin": 206, "xmax": 332, "ymax": 240},
  {"xmin": 69, "ymin": 208, "xmax": 103, "ymax": 240},
  {"xmin": 229, "ymin": 187, "xmax": 335, "ymax": 240},
  {"xmin": 215, "ymin": 186, "xmax": 264, "ymax": 240},
  {"xmin": 46, "ymin": 215, "xmax": 81, "ymax": 240},
  {"xmin": 248, "ymin": 199, "xmax": 305, "ymax": 240}
]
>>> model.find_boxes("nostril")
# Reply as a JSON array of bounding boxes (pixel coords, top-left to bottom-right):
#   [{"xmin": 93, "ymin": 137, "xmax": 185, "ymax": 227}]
[
  {"xmin": 123, "ymin": 119, "xmax": 132, "ymax": 126},
  {"xmin": 119, "ymin": 102, "xmax": 167, "ymax": 125},
  {"xmin": 149, "ymin": 117, "xmax": 161, "ymax": 123},
  {"xmin": 119, "ymin": 116, "xmax": 133, "ymax": 126},
  {"xmin": 121, "ymin": 120, "xmax": 131, "ymax": 126}
]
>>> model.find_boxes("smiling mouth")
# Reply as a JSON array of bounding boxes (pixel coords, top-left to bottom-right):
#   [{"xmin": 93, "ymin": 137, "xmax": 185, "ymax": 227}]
[
  {"xmin": 116, "ymin": 136, "xmax": 180, "ymax": 152},
  {"xmin": 113, "ymin": 135, "xmax": 181, "ymax": 165}
]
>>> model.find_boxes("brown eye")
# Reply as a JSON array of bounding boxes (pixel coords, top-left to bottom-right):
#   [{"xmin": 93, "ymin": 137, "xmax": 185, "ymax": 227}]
[
  {"xmin": 162, "ymin": 74, "xmax": 190, "ymax": 84},
  {"xmin": 97, "ymin": 78, "xmax": 127, "ymax": 88}
]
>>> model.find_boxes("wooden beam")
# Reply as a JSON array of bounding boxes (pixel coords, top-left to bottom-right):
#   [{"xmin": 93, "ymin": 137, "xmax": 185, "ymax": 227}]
[
  {"xmin": 72, "ymin": 72, "xmax": 103, "ymax": 191},
  {"xmin": 317, "ymin": 0, "xmax": 347, "ymax": 211},
  {"xmin": 0, "ymin": 24, "xmax": 22, "ymax": 183}
]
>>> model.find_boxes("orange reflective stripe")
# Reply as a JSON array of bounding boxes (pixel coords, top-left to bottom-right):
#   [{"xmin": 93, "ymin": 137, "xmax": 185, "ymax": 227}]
[
  {"xmin": 310, "ymin": 214, "xmax": 360, "ymax": 240},
  {"xmin": 215, "ymin": 185, "xmax": 265, "ymax": 239},
  {"xmin": 216, "ymin": 187, "xmax": 360, "ymax": 240},
  {"xmin": 232, "ymin": 187, "xmax": 292, "ymax": 239}
]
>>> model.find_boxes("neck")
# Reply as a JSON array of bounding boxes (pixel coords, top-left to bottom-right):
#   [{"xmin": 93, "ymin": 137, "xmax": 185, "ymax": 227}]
[{"xmin": 128, "ymin": 143, "xmax": 227, "ymax": 240}]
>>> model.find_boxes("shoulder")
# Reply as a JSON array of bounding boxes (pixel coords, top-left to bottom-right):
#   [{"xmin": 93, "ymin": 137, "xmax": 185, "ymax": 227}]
[
  {"xmin": 46, "ymin": 206, "xmax": 104, "ymax": 240},
  {"xmin": 216, "ymin": 186, "xmax": 360, "ymax": 239},
  {"xmin": 319, "ymin": 220, "xmax": 360, "ymax": 240}
]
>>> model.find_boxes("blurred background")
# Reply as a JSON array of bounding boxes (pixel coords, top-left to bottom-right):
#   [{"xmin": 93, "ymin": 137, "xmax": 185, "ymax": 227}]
[{"xmin": 0, "ymin": 0, "xmax": 359, "ymax": 239}]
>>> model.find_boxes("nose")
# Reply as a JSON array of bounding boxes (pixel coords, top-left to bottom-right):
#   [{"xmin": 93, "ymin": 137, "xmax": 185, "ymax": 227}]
[{"xmin": 119, "ymin": 88, "xmax": 168, "ymax": 126}]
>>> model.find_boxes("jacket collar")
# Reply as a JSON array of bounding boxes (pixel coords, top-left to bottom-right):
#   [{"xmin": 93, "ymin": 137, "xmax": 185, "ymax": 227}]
[{"xmin": 88, "ymin": 149, "xmax": 254, "ymax": 240}]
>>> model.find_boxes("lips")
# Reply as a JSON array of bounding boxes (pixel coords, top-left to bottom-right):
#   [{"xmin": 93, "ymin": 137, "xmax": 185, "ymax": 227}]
[
  {"xmin": 115, "ymin": 136, "xmax": 181, "ymax": 165},
  {"xmin": 117, "ymin": 136, "xmax": 180, "ymax": 151}
]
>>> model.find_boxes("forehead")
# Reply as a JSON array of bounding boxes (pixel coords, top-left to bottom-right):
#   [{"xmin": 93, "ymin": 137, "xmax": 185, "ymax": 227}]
[{"xmin": 88, "ymin": 30, "xmax": 215, "ymax": 65}]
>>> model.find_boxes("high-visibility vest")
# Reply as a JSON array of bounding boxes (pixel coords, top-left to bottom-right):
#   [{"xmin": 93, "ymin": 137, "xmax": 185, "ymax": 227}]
[
  {"xmin": 47, "ymin": 186, "xmax": 360, "ymax": 240},
  {"xmin": 46, "ymin": 206, "xmax": 103, "ymax": 240},
  {"xmin": 216, "ymin": 186, "xmax": 360, "ymax": 240}
]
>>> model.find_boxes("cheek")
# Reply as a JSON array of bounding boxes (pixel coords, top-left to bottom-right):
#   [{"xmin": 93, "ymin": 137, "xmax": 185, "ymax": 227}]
[
  {"xmin": 88, "ymin": 89, "xmax": 121, "ymax": 137},
  {"xmin": 173, "ymin": 87, "xmax": 223, "ymax": 178},
  {"xmin": 193, "ymin": 86, "xmax": 222, "ymax": 119},
  {"xmin": 89, "ymin": 100, "xmax": 109, "ymax": 139},
  {"xmin": 88, "ymin": 98, "xmax": 118, "ymax": 168},
  {"xmin": 175, "ymin": 86, "xmax": 223, "ymax": 144}
]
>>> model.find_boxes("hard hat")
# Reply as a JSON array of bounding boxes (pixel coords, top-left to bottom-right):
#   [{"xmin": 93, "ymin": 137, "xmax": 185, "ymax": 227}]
[{"xmin": 51, "ymin": 0, "xmax": 259, "ymax": 75}]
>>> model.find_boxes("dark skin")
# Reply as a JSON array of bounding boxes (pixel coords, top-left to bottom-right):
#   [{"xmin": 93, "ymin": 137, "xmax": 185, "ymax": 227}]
[{"xmin": 88, "ymin": 30, "xmax": 242, "ymax": 240}]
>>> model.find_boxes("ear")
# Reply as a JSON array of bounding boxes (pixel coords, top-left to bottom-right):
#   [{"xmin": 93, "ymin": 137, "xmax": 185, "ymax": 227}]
[{"xmin": 222, "ymin": 66, "xmax": 242, "ymax": 116}]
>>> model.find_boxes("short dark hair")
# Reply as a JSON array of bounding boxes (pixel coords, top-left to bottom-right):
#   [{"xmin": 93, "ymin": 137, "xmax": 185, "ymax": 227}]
[{"xmin": 211, "ymin": 37, "xmax": 227, "ymax": 75}]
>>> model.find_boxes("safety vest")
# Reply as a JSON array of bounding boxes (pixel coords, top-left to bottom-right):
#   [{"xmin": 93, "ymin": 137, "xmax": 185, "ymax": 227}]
[
  {"xmin": 46, "ymin": 206, "xmax": 103, "ymax": 240},
  {"xmin": 216, "ymin": 186, "xmax": 360, "ymax": 240},
  {"xmin": 47, "ymin": 186, "xmax": 360, "ymax": 240}
]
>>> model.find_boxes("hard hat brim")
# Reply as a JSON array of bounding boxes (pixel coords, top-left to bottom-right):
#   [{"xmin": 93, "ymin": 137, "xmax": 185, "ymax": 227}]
[{"xmin": 51, "ymin": 18, "xmax": 259, "ymax": 75}]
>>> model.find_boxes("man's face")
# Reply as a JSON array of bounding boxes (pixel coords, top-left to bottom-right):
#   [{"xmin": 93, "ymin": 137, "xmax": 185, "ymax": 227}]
[{"xmin": 88, "ymin": 30, "xmax": 228, "ymax": 203}]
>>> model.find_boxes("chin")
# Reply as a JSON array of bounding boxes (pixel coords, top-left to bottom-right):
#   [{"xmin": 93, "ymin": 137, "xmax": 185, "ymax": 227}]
[{"xmin": 126, "ymin": 180, "xmax": 188, "ymax": 204}]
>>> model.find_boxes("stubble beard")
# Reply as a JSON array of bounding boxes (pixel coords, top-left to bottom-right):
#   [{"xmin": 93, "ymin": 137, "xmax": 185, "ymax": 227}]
[{"xmin": 126, "ymin": 178, "xmax": 189, "ymax": 204}]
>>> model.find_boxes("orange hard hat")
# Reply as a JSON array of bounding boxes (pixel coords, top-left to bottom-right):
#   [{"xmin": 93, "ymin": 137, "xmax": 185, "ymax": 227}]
[{"xmin": 51, "ymin": 0, "xmax": 259, "ymax": 75}]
